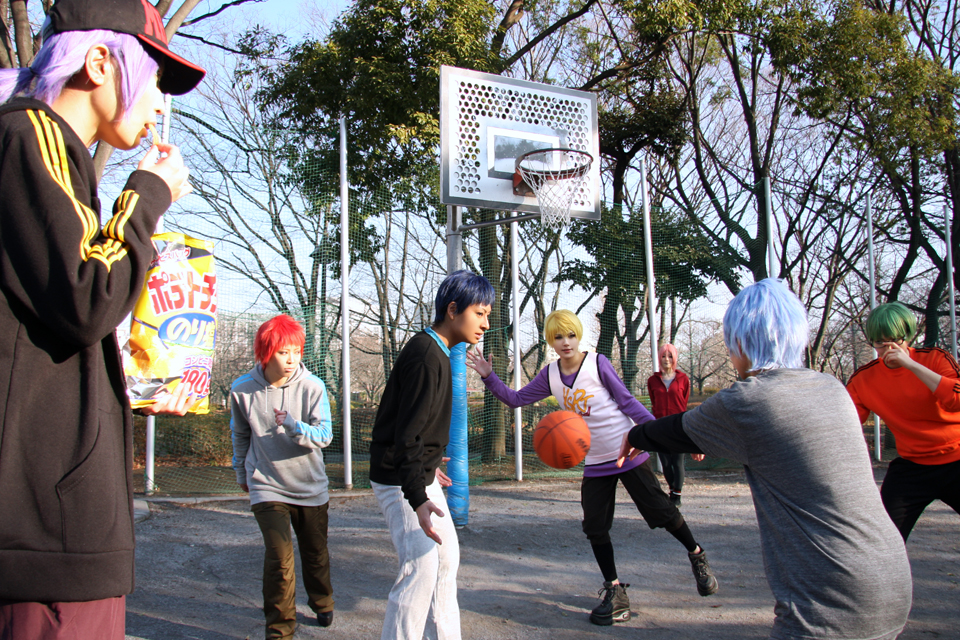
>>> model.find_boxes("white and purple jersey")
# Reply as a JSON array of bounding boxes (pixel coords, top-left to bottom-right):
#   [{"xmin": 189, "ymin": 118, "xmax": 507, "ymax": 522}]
[{"xmin": 481, "ymin": 351, "xmax": 653, "ymax": 474}]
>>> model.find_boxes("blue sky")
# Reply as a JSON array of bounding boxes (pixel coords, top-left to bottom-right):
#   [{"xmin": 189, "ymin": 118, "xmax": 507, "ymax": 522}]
[{"xmin": 198, "ymin": 0, "xmax": 350, "ymax": 42}]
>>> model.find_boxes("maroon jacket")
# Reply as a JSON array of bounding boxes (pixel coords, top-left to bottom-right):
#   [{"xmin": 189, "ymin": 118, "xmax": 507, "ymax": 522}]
[
  {"xmin": 647, "ymin": 370, "xmax": 691, "ymax": 419},
  {"xmin": 0, "ymin": 99, "xmax": 168, "ymax": 602}
]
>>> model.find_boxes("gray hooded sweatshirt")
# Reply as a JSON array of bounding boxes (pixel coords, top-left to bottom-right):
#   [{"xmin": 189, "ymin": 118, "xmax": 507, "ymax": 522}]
[{"xmin": 230, "ymin": 362, "xmax": 333, "ymax": 506}]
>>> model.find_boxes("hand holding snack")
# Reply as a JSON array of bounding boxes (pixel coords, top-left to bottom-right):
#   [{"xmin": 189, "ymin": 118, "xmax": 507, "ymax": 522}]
[
  {"xmin": 138, "ymin": 130, "xmax": 192, "ymax": 202},
  {"xmin": 140, "ymin": 381, "xmax": 199, "ymax": 416}
]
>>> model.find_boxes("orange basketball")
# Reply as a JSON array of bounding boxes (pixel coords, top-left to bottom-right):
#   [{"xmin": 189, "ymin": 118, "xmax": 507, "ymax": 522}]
[{"xmin": 533, "ymin": 410, "xmax": 591, "ymax": 469}]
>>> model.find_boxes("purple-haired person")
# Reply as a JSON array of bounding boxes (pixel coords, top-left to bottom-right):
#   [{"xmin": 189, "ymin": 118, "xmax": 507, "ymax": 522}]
[{"xmin": 0, "ymin": 0, "xmax": 205, "ymax": 637}]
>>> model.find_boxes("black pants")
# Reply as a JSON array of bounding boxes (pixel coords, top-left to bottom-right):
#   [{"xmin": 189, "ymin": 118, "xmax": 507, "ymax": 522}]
[
  {"xmin": 581, "ymin": 458, "xmax": 684, "ymax": 546},
  {"xmin": 880, "ymin": 457, "xmax": 960, "ymax": 541},
  {"xmin": 252, "ymin": 502, "xmax": 334, "ymax": 640},
  {"xmin": 658, "ymin": 452, "xmax": 685, "ymax": 493}
]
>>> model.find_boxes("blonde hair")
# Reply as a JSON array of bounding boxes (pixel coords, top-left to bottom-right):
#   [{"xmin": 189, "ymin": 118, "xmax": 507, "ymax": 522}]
[{"xmin": 544, "ymin": 309, "xmax": 582, "ymax": 342}]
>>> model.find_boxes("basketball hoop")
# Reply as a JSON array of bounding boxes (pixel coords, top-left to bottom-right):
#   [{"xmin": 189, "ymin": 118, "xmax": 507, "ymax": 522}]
[{"xmin": 514, "ymin": 148, "xmax": 593, "ymax": 230}]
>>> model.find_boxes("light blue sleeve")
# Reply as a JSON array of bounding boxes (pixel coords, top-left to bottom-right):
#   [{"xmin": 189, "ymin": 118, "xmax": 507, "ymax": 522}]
[{"xmin": 282, "ymin": 376, "xmax": 334, "ymax": 449}]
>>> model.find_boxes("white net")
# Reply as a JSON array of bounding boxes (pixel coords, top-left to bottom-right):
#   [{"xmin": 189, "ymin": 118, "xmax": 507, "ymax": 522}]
[{"xmin": 516, "ymin": 149, "xmax": 593, "ymax": 230}]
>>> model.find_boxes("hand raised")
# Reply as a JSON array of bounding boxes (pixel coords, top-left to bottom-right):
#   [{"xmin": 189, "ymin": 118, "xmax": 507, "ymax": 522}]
[
  {"xmin": 881, "ymin": 344, "xmax": 912, "ymax": 369},
  {"xmin": 138, "ymin": 143, "xmax": 192, "ymax": 202},
  {"xmin": 466, "ymin": 348, "xmax": 493, "ymax": 378}
]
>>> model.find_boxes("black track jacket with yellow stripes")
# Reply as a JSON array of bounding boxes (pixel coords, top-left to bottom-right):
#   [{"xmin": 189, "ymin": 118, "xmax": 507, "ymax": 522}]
[{"xmin": 0, "ymin": 98, "xmax": 170, "ymax": 602}]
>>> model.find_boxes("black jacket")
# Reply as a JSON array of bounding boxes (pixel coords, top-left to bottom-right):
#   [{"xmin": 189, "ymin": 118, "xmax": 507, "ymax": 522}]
[
  {"xmin": 369, "ymin": 331, "xmax": 451, "ymax": 510},
  {"xmin": 0, "ymin": 99, "xmax": 169, "ymax": 601}
]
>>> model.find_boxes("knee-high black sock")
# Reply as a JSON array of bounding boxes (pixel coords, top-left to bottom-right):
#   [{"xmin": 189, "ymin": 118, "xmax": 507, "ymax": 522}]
[
  {"xmin": 668, "ymin": 522, "xmax": 699, "ymax": 553},
  {"xmin": 591, "ymin": 542, "xmax": 618, "ymax": 582}
]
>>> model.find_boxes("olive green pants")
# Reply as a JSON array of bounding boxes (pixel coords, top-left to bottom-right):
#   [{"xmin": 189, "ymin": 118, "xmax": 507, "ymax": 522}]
[{"xmin": 252, "ymin": 501, "xmax": 333, "ymax": 640}]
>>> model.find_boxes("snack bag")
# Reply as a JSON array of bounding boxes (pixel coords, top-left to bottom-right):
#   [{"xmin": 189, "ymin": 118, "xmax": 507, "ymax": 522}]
[{"xmin": 124, "ymin": 232, "xmax": 217, "ymax": 413}]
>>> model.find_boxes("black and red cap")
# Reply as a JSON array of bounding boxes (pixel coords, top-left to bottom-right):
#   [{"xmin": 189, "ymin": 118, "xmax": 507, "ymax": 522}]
[{"xmin": 43, "ymin": 0, "xmax": 206, "ymax": 95}]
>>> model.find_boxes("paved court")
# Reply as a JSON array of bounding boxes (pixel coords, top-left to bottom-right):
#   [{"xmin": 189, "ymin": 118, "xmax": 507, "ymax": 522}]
[{"xmin": 126, "ymin": 470, "xmax": 959, "ymax": 639}]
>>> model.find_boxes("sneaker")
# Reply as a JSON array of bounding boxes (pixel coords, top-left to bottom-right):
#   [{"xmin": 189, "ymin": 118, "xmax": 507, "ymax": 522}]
[
  {"xmin": 316, "ymin": 610, "xmax": 334, "ymax": 627},
  {"xmin": 669, "ymin": 491, "xmax": 682, "ymax": 507},
  {"xmin": 689, "ymin": 548, "xmax": 719, "ymax": 596},
  {"xmin": 589, "ymin": 581, "xmax": 630, "ymax": 625}
]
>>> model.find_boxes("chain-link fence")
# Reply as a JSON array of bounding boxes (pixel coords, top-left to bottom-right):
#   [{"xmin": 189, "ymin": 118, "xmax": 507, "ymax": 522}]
[{"xmin": 130, "ymin": 120, "xmax": 895, "ymax": 495}]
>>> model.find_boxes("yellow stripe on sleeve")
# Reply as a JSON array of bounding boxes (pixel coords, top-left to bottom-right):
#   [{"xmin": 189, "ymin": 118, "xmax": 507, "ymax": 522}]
[{"xmin": 25, "ymin": 109, "xmax": 130, "ymax": 270}]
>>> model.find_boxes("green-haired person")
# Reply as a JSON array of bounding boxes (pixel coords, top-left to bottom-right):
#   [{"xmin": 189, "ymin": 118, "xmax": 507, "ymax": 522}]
[{"xmin": 846, "ymin": 301, "xmax": 960, "ymax": 540}]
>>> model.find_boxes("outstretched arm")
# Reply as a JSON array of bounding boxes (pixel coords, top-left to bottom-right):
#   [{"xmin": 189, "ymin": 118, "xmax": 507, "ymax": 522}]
[
  {"xmin": 468, "ymin": 348, "xmax": 552, "ymax": 408},
  {"xmin": 618, "ymin": 413, "xmax": 703, "ymax": 466}
]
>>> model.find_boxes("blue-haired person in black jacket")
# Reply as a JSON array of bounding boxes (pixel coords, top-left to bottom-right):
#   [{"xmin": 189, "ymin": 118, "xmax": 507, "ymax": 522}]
[{"xmin": 369, "ymin": 270, "xmax": 493, "ymax": 640}]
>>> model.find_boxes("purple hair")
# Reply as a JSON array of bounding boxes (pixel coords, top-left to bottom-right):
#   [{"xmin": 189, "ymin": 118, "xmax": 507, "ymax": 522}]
[{"xmin": 0, "ymin": 29, "xmax": 159, "ymax": 121}]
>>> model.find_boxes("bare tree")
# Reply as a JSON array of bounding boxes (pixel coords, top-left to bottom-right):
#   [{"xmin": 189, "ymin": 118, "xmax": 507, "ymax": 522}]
[{"xmin": 677, "ymin": 318, "xmax": 734, "ymax": 395}]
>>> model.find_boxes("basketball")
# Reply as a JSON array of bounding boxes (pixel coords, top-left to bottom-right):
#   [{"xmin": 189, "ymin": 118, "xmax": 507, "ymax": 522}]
[{"xmin": 533, "ymin": 411, "xmax": 591, "ymax": 469}]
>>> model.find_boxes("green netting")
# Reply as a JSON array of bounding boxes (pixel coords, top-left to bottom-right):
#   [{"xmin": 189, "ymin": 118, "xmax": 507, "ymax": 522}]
[{"xmin": 130, "ymin": 117, "xmax": 882, "ymax": 495}]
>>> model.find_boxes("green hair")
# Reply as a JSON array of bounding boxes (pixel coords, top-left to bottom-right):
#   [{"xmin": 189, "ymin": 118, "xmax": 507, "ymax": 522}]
[
  {"xmin": 544, "ymin": 309, "xmax": 582, "ymax": 342},
  {"xmin": 865, "ymin": 302, "xmax": 917, "ymax": 343}
]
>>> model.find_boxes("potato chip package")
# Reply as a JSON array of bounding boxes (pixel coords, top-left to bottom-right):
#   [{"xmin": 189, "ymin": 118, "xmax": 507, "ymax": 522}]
[{"xmin": 124, "ymin": 232, "xmax": 217, "ymax": 414}]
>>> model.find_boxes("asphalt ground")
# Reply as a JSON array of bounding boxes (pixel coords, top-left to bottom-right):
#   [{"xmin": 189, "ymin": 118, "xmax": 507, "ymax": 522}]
[{"xmin": 126, "ymin": 469, "xmax": 959, "ymax": 640}]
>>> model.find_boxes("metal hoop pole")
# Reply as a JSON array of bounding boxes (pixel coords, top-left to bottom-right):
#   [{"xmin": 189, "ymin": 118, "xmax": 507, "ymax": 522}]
[
  {"xmin": 511, "ymin": 215, "xmax": 523, "ymax": 481},
  {"xmin": 866, "ymin": 192, "xmax": 881, "ymax": 462},
  {"xmin": 641, "ymin": 158, "xmax": 660, "ymax": 473},
  {"xmin": 946, "ymin": 203, "xmax": 957, "ymax": 361},
  {"xmin": 340, "ymin": 117, "xmax": 353, "ymax": 489},
  {"xmin": 764, "ymin": 176, "xmax": 775, "ymax": 279}
]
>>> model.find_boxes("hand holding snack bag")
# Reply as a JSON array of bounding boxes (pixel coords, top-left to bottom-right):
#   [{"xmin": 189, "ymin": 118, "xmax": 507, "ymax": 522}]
[{"xmin": 124, "ymin": 233, "xmax": 217, "ymax": 414}]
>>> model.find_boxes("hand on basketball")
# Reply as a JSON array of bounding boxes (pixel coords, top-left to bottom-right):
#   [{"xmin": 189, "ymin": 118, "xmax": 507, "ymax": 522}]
[
  {"xmin": 617, "ymin": 431, "xmax": 643, "ymax": 468},
  {"xmin": 466, "ymin": 348, "xmax": 493, "ymax": 378},
  {"xmin": 436, "ymin": 457, "xmax": 452, "ymax": 487},
  {"xmin": 416, "ymin": 500, "xmax": 445, "ymax": 545}
]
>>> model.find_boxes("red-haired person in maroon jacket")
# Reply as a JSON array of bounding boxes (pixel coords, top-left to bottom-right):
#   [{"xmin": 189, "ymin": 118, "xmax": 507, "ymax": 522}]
[{"xmin": 647, "ymin": 344, "xmax": 704, "ymax": 507}]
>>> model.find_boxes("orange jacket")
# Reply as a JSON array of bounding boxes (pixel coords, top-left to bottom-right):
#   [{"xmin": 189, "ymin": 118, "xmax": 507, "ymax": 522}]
[{"xmin": 846, "ymin": 347, "xmax": 960, "ymax": 465}]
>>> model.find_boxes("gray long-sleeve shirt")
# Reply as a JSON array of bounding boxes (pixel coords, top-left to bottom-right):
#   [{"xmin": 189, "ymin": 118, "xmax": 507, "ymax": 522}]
[
  {"xmin": 231, "ymin": 363, "xmax": 333, "ymax": 506},
  {"xmin": 629, "ymin": 368, "xmax": 912, "ymax": 640}
]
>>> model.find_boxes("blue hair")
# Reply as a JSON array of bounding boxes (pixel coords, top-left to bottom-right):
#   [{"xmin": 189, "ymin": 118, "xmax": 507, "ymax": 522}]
[
  {"xmin": 434, "ymin": 270, "xmax": 495, "ymax": 324},
  {"xmin": 723, "ymin": 278, "xmax": 808, "ymax": 372}
]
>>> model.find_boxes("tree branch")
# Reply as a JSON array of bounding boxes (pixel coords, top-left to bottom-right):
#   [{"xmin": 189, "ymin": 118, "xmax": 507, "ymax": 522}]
[{"xmin": 502, "ymin": 0, "xmax": 599, "ymax": 70}]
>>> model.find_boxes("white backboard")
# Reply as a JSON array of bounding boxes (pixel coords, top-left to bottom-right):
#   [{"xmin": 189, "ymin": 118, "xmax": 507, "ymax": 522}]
[{"xmin": 440, "ymin": 65, "xmax": 600, "ymax": 219}]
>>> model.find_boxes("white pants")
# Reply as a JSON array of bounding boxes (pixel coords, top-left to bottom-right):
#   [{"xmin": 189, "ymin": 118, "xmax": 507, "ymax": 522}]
[{"xmin": 372, "ymin": 478, "xmax": 461, "ymax": 640}]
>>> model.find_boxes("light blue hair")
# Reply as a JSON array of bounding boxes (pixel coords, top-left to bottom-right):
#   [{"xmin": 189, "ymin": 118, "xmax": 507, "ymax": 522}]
[{"xmin": 723, "ymin": 278, "xmax": 808, "ymax": 372}]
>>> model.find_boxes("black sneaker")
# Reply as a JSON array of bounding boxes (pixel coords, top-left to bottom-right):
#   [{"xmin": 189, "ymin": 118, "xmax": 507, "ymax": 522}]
[
  {"xmin": 316, "ymin": 610, "xmax": 334, "ymax": 627},
  {"xmin": 689, "ymin": 548, "xmax": 719, "ymax": 596},
  {"xmin": 669, "ymin": 491, "xmax": 682, "ymax": 507},
  {"xmin": 589, "ymin": 581, "xmax": 630, "ymax": 625}
]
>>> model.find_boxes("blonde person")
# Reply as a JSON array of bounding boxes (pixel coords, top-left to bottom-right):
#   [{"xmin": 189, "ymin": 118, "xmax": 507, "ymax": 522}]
[
  {"xmin": 468, "ymin": 310, "xmax": 718, "ymax": 626},
  {"xmin": 620, "ymin": 279, "xmax": 912, "ymax": 639}
]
